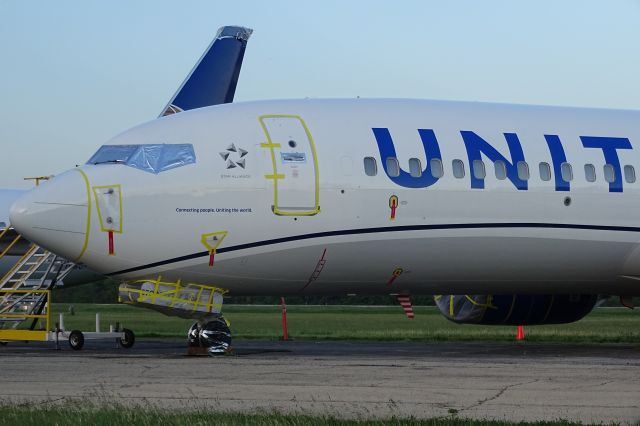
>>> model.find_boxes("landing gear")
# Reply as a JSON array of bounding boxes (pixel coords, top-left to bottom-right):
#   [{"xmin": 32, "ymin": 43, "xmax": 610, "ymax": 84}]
[
  {"xmin": 187, "ymin": 317, "xmax": 232, "ymax": 356},
  {"xmin": 187, "ymin": 322, "xmax": 200, "ymax": 347}
]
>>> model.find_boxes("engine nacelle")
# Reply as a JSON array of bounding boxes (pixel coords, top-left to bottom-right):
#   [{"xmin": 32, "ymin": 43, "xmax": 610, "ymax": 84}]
[{"xmin": 434, "ymin": 294, "xmax": 598, "ymax": 325}]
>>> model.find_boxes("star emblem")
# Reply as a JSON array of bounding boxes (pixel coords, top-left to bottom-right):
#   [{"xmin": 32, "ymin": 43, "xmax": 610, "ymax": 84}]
[{"xmin": 219, "ymin": 143, "xmax": 248, "ymax": 169}]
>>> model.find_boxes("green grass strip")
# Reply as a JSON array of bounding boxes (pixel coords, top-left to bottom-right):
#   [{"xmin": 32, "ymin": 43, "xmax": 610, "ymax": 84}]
[
  {"xmin": 0, "ymin": 405, "xmax": 592, "ymax": 426},
  {"xmin": 43, "ymin": 304, "xmax": 640, "ymax": 343}
]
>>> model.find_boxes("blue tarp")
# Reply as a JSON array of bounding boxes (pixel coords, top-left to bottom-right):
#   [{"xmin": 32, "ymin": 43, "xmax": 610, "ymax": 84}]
[{"xmin": 87, "ymin": 144, "xmax": 196, "ymax": 174}]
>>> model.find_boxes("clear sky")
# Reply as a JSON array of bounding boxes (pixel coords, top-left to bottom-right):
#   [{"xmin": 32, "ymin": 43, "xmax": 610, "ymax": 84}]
[{"xmin": 2, "ymin": 0, "xmax": 640, "ymax": 188}]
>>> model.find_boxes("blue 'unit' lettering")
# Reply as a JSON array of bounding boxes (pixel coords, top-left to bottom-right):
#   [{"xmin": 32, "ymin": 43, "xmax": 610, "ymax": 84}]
[
  {"xmin": 580, "ymin": 136, "xmax": 632, "ymax": 193},
  {"xmin": 544, "ymin": 135, "xmax": 570, "ymax": 192},
  {"xmin": 372, "ymin": 128, "xmax": 442, "ymax": 188},
  {"xmin": 460, "ymin": 131, "xmax": 527, "ymax": 190}
]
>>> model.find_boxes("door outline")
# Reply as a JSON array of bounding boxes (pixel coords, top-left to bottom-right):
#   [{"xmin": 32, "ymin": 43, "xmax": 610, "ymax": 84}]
[{"xmin": 259, "ymin": 114, "xmax": 320, "ymax": 216}]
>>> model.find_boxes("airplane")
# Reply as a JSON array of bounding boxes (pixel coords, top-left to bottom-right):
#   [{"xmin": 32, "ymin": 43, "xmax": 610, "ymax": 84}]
[
  {"xmin": 0, "ymin": 25, "xmax": 253, "ymax": 288},
  {"xmin": 7, "ymin": 27, "xmax": 640, "ymax": 354}
]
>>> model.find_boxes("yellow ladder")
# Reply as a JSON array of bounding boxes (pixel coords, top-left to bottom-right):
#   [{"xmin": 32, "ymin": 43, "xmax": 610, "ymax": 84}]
[
  {"xmin": 0, "ymin": 224, "xmax": 23, "ymax": 260},
  {"xmin": 0, "ymin": 289, "xmax": 51, "ymax": 341},
  {"xmin": 0, "ymin": 224, "xmax": 74, "ymax": 339},
  {"xmin": 0, "ymin": 244, "xmax": 49, "ymax": 290}
]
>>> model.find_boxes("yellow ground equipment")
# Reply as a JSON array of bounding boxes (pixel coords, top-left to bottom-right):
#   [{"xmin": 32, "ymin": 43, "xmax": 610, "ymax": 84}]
[
  {"xmin": 0, "ymin": 224, "xmax": 74, "ymax": 345},
  {"xmin": 1, "ymin": 223, "xmax": 75, "ymax": 339},
  {"xmin": 0, "ymin": 289, "xmax": 51, "ymax": 341},
  {"xmin": 119, "ymin": 277, "xmax": 227, "ymax": 320}
]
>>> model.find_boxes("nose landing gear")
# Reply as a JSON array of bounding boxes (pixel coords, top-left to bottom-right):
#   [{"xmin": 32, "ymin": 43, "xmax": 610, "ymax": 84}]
[{"xmin": 187, "ymin": 317, "xmax": 232, "ymax": 356}]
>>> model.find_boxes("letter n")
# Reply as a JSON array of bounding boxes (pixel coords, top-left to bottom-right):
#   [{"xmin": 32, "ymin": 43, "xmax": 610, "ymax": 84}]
[{"xmin": 461, "ymin": 131, "xmax": 527, "ymax": 190}]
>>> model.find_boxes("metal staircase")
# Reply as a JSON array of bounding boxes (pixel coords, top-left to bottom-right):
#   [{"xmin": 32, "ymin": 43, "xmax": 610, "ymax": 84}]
[{"xmin": 0, "ymin": 224, "xmax": 75, "ymax": 334}]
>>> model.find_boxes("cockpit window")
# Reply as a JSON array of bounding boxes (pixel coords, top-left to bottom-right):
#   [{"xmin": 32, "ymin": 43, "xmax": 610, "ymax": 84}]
[{"xmin": 87, "ymin": 144, "xmax": 196, "ymax": 174}]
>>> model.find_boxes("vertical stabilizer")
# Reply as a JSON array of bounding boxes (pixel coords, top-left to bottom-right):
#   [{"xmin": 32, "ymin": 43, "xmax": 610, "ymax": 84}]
[{"xmin": 160, "ymin": 26, "xmax": 253, "ymax": 117}]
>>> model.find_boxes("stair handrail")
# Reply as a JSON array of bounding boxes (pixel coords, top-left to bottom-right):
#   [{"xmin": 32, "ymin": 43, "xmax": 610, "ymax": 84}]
[
  {"xmin": 0, "ymin": 244, "xmax": 40, "ymax": 288},
  {"xmin": 0, "ymin": 225, "xmax": 24, "ymax": 260}
]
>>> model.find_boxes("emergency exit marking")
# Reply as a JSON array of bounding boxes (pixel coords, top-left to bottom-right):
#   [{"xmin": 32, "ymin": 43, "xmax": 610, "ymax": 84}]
[{"xmin": 389, "ymin": 195, "xmax": 399, "ymax": 220}]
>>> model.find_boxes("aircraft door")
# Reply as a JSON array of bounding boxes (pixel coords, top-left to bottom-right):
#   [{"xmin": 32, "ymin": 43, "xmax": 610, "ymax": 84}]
[{"xmin": 259, "ymin": 115, "xmax": 320, "ymax": 216}]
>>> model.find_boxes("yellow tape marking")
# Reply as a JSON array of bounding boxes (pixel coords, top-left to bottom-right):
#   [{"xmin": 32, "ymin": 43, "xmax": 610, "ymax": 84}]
[
  {"xmin": 92, "ymin": 184, "xmax": 123, "ymax": 233},
  {"xmin": 259, "ymin": 142, "xmax": 281, "ymax": 148},
  {"xmin": 258, "ymin": 114, "xmax": 320, "ymax": 216},
  {"xmin": 74, "ymin": 169, "xmax": 92, "ymax": 262},
  {"xmin": 201, "ymin": 231, "xmax": 228, "ymax": 250},
  {"xmin": 264, "ymin": 174, "xmax": 286, "ymax": 180}
]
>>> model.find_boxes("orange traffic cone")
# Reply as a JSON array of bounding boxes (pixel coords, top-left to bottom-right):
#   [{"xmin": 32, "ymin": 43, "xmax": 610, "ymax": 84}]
[{"xmin": 516, "ymin": 325, "xmax": 525, "ymax": 341}]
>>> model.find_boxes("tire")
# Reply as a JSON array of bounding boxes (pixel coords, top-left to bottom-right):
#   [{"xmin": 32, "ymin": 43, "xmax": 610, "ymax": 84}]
[
  {"xmin": 68, "ymin": 330, "xmax": 84, "ymax": 350},
  {"xmin": 187, "ymin": 322, "xmax": 201, "ymax": 347},
  {"xmin": 117, "ymin": 328, "xmax": 135, "ymax": 349},
  {"xmin": 199, "ymin": 318, "xmax": 231, "ymax": 355}
]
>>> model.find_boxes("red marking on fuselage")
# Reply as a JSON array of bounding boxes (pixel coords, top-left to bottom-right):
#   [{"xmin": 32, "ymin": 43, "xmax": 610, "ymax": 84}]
[
  {"xmin": 300, "ymin": 249, "xmax": 327, "ymax": 291},
  {"xmin": 108, "ymin": 231, "xmax": 114, "ymax": 256},
  {"xmin": 386, "ymin": 268, "xmax": 404, "ymax": 286},
  {"xmin": 389, "ymin": 196, "xmax": 398, "ymax": 220}
]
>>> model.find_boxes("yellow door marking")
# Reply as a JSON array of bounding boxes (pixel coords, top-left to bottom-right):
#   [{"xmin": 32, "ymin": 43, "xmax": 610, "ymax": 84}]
[
  {"xmin": 258, "ymin": 114, "xmax": 320, "ymax": 216},
  {"xmin": 74, "ymin": 169, "xmax": 92, "ymax": 262}
]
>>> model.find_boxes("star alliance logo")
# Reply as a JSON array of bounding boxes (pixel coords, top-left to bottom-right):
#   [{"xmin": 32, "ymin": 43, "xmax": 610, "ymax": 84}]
[{"xmin": 219, "ymin": 143, "xmax": 248, "ymax": 169}]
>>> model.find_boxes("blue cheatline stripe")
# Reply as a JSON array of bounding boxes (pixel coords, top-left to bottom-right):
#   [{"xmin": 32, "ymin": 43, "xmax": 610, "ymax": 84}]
[{"xmin": 105, "ymin": 222, "xmax": 640, "ymax": 276}]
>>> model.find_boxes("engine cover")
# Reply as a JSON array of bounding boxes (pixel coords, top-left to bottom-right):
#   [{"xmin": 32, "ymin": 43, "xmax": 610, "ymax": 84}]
[{"xmin": 434, "ymin": 294, "xmax": 598, "ymax": 325}]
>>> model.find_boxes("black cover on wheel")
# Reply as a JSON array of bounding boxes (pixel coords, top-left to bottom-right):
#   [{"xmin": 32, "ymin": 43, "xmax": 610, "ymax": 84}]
[{"xmin": 199, "ymin": 318, "xmax": 231, "ymax": 354}]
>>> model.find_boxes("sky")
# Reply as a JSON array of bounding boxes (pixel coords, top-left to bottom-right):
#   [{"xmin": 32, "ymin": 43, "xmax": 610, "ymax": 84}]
[{"xmin": 2, "ymin": 0, "xmax": 640, "ymax": 188}]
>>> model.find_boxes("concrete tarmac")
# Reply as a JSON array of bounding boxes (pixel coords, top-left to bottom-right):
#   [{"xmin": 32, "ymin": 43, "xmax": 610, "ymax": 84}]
[{"xmin": 1, "ymin": 339, "xmax": 639, "ymax": 424}]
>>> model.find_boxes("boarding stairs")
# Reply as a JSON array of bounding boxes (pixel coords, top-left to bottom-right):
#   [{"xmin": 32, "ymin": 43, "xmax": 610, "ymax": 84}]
[{"xmin": 0, "ymin": 224, "xmax": 75, "ymax": 332}]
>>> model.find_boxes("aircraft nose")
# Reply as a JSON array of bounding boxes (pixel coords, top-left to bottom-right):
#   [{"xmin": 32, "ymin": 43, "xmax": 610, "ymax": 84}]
[{"xmin": 9, "ymin": 170, "xmax": 89, "ymax": 261}]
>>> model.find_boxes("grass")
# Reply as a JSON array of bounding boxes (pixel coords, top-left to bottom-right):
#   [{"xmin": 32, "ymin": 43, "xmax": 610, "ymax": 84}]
[
  {"xmin": 0, "ymin": 405, "xmax": 593, "ymax": 426},
  {"xmin": 45, "ymin": 304, "xmax": 640, "ymax": 343}
]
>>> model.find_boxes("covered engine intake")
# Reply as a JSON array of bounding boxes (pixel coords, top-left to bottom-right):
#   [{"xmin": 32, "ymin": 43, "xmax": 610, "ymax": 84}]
[{"xmin": 434, "ymin": 294, "xmax": 599, "ymax": 325}]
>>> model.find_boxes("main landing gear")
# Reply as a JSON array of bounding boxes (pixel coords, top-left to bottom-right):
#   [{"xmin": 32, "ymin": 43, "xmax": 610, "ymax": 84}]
[{"xmin": 187, "ymin": 317, "xmax": 232, "ymax": 356}]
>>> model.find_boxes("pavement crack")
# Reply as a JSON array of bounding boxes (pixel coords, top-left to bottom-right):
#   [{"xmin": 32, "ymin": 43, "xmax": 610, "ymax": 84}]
[{"xmin": 462, "ymin": 379, "xmax": 539, "ymax": 411}]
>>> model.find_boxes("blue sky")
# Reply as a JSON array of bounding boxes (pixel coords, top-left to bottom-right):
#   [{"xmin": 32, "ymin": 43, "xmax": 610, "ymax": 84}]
[{"xmin": 2, "ymin": 0, "xmax": 640, "ymax": 188}]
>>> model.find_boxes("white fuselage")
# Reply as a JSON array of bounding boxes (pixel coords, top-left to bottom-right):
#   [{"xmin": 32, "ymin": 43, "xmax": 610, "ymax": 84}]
[{"xmin": 10, "ymin": 99, "xmax": 640, "ymax": 296}]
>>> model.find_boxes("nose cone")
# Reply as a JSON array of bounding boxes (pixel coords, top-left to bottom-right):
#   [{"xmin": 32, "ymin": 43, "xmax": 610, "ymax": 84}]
[{"xmin": 10, "ymin": 170, "xmax": 88, "ymax": 261}]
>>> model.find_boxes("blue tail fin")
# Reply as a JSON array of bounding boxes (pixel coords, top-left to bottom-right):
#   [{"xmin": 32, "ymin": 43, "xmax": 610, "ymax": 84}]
[{"xmin": 160, "ymin": 26, "xmax": 253, "ymax": 117}]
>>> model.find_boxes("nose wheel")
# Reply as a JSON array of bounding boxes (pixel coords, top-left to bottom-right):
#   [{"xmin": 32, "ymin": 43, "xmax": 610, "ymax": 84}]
[{"xmin": 187, "ymin": 317, "xmax": 232, "ymax": 356}]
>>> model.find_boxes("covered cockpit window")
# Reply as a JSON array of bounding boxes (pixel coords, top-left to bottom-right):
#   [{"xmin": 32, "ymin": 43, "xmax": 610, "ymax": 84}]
[{"xmin": 87, "ymin": 144, "xmax": 196, "ymax": 174}]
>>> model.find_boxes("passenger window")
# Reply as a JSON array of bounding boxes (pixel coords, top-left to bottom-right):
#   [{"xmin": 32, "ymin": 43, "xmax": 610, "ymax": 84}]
[
  {"xmin": 452, "ymin": 159, "xmax": 465, "ymax": 179},
  {"xmin": 539, "ymin": 162, "xmax": 551, "ymax": 181},
  {"xmin": 624, "ymin": 165, "xmax": 636, "ymax": 183},
  {"xmin": 473, "ymin": 160, "xmax": 486, "ymax": 179},
  {"xmin": 584, "ymin": 164, "xmax": 596, "ymax": 182},
  {"xmin": 408, "ymin": 158, "xmax": 422, "ymax": 178},
  {"xmin": 494, "ymin": 160, "xmax": 507, "ymax": 180},
  {"xmin": 386, "ymin": 157, "xmax": 400, "ymax": 177},
  {"xmin": 517, "ymin": 161, "xmax": 529, "ymax": 181},
  {"xmin": 561, "ymin": 162, "xmax": 573, "ymax": 181},
  {"xmin": 363, "ymin": 157, "xmax": 377, "ymax": 176},
  {"xmin": 604, "ymin": 164, "xmax": 616, "ymax": 183},
  {"xmin": 430, "ymin": 158, "xmax": 444, "ymax": 178}
]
